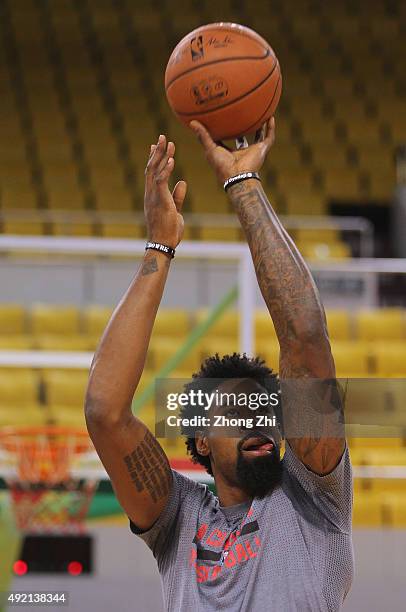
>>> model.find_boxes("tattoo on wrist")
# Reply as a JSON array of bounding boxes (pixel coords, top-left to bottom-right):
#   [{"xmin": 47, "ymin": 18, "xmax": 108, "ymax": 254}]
[
  {"xmin": 141, "ymin": 257, "xmax": 159, "ymax": 276},
  {"xmin": 123, "ymin": 430, "xmax": 172, "ymax": 503}
]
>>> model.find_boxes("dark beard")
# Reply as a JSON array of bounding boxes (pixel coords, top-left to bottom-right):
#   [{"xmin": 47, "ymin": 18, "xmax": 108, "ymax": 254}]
[{"xmin": 236, "ymin": 444, "xmax": 283, "ymax": 499}]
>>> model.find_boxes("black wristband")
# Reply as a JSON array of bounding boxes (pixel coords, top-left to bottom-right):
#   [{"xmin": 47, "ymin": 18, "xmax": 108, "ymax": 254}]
[
  {"xmin": 223, "ymin": 172, "xmax": 261, "ymax": 192},
  {"xmin": 145, "ymin": 241, "xmax": 175, "ymax": 258}
]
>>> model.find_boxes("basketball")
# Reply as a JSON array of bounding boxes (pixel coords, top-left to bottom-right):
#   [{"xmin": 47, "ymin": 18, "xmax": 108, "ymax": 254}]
[{"xmin": 165, "ymin": 22, "xmax": 282, "ymax": 141}]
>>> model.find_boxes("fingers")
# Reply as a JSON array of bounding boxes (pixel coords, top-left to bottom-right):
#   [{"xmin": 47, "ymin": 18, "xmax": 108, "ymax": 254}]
[
  {"xmin": 172, "ymin": 180, "xmax": 187, "ymax": 212},
  {"xmin": 145, "ymin": 134, "xmax": 167, "ymax": 175},
  {"xmin": 190, "ymin": 120, "xmax": 217, "ymax": 152},
  {"xmin": 263, "ymin": 117, "xmax": 276, "ymax": 149},
  {"xmin": 145, "ymin": 135, "xmax": 176, "ymax": 189},
  {"xmin": 155, "ymin": 155, "xmax": 175, "ymax": 188},
  {"xmin": 254, "ymin": 124, "xmax": 267, "ymax": 143},
  {"xmin": 157, "ymin": 140, "xmax": 175, "ymax": 175}
]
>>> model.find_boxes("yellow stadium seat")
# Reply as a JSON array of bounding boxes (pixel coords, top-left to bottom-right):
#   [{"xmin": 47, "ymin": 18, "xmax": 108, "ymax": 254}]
[
  {"xmin": 0, "ymin": 335, "xmax": 34, "ymax": 349},
  {"xmin": 35, "ymin": 335, "xmax": 91, "ymax": 351},
  {"xmin": 372, "ymin": 343, "xmax": 406, "ymax": 377},
  {"xmin": 94, "ymin": 188, "xmax": 135, "ymax": 211},
  {"xmin": 199, "ymin": 227, "xmax": 241, "ymax": 242},
  {"xmin": 299, "ymin": 241, "xmax": 351, "ymax": 260},
  {"xmin": 47, "ymin": 186, "xmax": 86, "ymax": 209},
  {"xmin": 0, "ymin": 406, "xmax": 48, "ymax": 427},
  {"xmin": 367, "ymin": 171, "xmax": 395, "ymax": 200},
  {"xmin": 349, "ymin": 437, "xmax": 403, "ymax": 449},
  {"xmin": 30, "ymin": 304, "xmax": 81, "ymax": 336},
  {"xmin": 362, "ymin": 478, "xmax": 406, "ymax": 495},
  {"xmin": 136, "ymin": 405, "xmax": 156, "ymax": 434},
  {"xmin": 343, "ymin": 117, "xmax": 385, "ymax": 146},
  {"xmin": 356, "ymin": 144, "xmax": 394, "ymax": 173},
  {"xmin": 255, "ymin": 342, "xmax": 280, "ymax": 372},
  {"xmin": 352, "ymin": 494, "xmax": 383, "ymax": 527},
  {"xmin": 277, "ymin": 169, "xmax": 316, "ymax": 193},
  {"xmin": 310, "ymin": 145, "xmax": 350, "ymax": 170},
  {"xmin": 133, "ymin": 371, "xmax": 154, "ymax": 398},
  {"xmin": 0, "ymin": 369, "xmax": 40, "ymax": 408},
  {"xmin": 325, "ymin": 310, "xmax": 352, "ymax": 341},
  {"xmin": 269, "ymin": 142, "xmax": 303, "ymax": 172},
  {"xmin": 83, "ymin": 305, "xmax": 113, "ymax": 336},
  {"xmin": 152, "ymin": 309, "xmax": 190, "ymax": 338},
  {"xmin": 295, "ymin": 228, "xmax": 340, "ymax": 244},
  {"xmin": 44, "ymin": 370, "xmax": 89, "ymax": 409},
  {"xmin": 323, "ymin": 169, "xmax": 364, "ymax": 200},
  {"xmin": 200, "ymin": 339, "xmax": 240, "ymax": 363},
  {"xmin": 388, "ymin": 495, "xmax": 406, "ymax": 528},
  {"xmin": 42, "ymin": 160, "xmax": 79, "ymax": 188},
  {"xmin": 254, "ymin": 311, "xmax": 278, "ymax": 344},
  {"xmin": 52, "ymin": 220, "xmax": 96, "ymax": 237},
  {"xmin": 131, "ymin": 372, "xmax": 155, "ymax": 414},
  {"xmin": 0, "ymin": 304, "xmax": 26, "ymax": 334},
  {"xmin": 195, "ymin": 309, "xmax": 239, "ymax": 340},
  {"xmin": 331, "ymin": 342, "xmax": 370, "ymax": 377},
  {"xmin": 148, "ymin": 338, "xmax": 201, "ymax": 374},
  {"xmin": 360, "ymin": 449, "xmax": 406, "ymax": 466},
  {"xmin": 100, "ymin": 221, "xmax": 143, "ymax": 239},
  {"xmin": 355, "ymin": 309, "xmax": 404, "ymax": 341},
  {"xmin": 1, "ymin": 187, "xmax": 38, "ymax": 209},
  {"xmin": 0, "ymin": 159, "xmax": 31, "ymax": 183},
  {"xmin": 283, "ymin": 189, "xmax": 327, "ymax": 215},
  {"xmin": 2, "ymin": 220, "xmax": 44, "ymax": 235},
  {"xmin": 48, "ymin": 407, "xmax": 86, "ymax": 428}
]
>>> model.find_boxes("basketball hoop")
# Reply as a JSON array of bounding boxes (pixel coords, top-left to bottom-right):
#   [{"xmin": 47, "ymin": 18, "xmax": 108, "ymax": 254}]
[{"xmin": 0, "ymin": 426, "xmax": 99, "ymax": 534}]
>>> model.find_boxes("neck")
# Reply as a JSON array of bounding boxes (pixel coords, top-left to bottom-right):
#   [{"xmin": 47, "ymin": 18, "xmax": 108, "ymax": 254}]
[{"xmin": 213, "ymin": 471, "xmax": 252, "ymax": 507}]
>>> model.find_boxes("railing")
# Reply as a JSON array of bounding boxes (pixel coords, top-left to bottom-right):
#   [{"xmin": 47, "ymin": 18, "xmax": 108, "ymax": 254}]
[{"xmin": 0, "ymin": 209, "xmax": 375, "ymax": 257}]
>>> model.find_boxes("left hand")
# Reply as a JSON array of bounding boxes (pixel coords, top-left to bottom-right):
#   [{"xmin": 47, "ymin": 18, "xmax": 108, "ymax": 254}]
[
  {"xmin": 144, "ymin": 134, "xmax": 187, "ymax": 249},
  {"xmin": 190, "ymin": 117, "xmax": 276, "ymax": 184}
]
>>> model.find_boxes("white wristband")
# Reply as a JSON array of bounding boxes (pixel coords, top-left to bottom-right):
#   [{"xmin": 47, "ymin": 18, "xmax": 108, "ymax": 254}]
[{"xmin": 223, "ymin": 172, "xmax": 261, "ymax": 192}]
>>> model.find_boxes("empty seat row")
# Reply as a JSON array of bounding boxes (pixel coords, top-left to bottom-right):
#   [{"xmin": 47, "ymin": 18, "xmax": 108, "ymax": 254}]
[
  {"xmin": 0, "ymin": 305, "xmax": 405, "ymax": 342},
  {"xmin": 0, "ymin": 365, "xmax": 405, "ymax": 438}
]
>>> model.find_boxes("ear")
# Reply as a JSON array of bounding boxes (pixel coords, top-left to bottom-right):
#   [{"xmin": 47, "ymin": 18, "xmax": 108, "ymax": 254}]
[{"xmin": 195, "ymin": 431, "xmax": 210, "ymax": 457}]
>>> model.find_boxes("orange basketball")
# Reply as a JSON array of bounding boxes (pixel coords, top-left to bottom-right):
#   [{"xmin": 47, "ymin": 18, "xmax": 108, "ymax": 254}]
[{"xmin": 165, "ymin": 23, "xmax": 282, "ymax": 141}]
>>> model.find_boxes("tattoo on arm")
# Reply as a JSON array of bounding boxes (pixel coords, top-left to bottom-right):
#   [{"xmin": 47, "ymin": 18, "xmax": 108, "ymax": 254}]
[
  {"xmin": 229, "ymin": 182, "xmax": 345, "ymax": 471},
  {"xmin": 123, "ymin": 430, "xmax": 172, "ymax": 503},
  {"xmin": 281, "ymin": 374, "xmax": 346, "ymax": 472},
  {"xmin": 141, "ymin": 257, "xmax": 159, "ymax": 276},
  {"xmin": 229, "ymin": 182, "xmax": 326, "ymax": 348}
]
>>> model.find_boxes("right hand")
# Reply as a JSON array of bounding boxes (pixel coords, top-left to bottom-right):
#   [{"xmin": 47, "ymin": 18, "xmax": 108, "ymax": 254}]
[
  {"xmin": 190, "ymin": 118, "xmax": 276, "ymax": 185},
  {"xmin": 144, "ymin": 134, "xmax": 187, "ymax": 249}
]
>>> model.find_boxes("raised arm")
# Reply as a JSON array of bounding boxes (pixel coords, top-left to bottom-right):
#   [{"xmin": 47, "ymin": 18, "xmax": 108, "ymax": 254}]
[
  {"xmin": 85, "ymin": 135, "xmax": 187, "ymax": 529},
  {"xmin": 191, "ymin": 119, "xmax": 344, "ymax": 475}
]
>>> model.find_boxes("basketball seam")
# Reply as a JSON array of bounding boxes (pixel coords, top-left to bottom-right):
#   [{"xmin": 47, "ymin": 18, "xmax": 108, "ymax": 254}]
[
  {"xmin": 174, "ymin": 61, "xmax": 279, "ymax": 117},
  {"xmin": 166, "ymin": 49, "xmax": 274, "ymax": 90},
  {"xmin": 243, "ymin": 68, "xmax": 282, "ymax": 134}
]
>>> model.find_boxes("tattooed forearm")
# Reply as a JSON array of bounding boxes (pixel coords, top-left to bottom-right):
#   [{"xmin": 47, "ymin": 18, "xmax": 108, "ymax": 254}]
[
  {"xmin": 228, "ymin": 181, "xmax": 328, "ymax": 350},
  {"xmin": 282, "ymin": 377, "xmax": 345, "ymax": 472},
  {"xmin": 141, "ymin": 256, "xmax": 159, "ymax": 276},
  {"xmin": 227, "ymin": 181, "xmax": 344, "ymax": 471},
  {"xmin": 124, "ymin": 430, "xmax": 172, "ymax": 503}
]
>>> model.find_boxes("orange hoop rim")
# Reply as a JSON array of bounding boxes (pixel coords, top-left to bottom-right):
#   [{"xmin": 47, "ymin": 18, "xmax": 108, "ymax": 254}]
[
  {"xmin": 0, "ymin": 426, "xmax": 95, "ymax": 484},
  {"xmin": 0, "ymin": 425, "xmax": 92, "ymax": 452},
  {"xmin": 0, "ymin": 425, "xmax": 90, "ymax": 437}
]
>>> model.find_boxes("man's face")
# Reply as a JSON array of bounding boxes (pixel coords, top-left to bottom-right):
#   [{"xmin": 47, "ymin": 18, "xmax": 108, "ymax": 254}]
[{"xmin": 197, "ymin": 378, "xmax": 283, "ymax": 498}]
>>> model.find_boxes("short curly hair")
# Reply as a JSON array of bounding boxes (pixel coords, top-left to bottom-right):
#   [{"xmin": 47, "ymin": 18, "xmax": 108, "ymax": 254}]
[{"xmin": 179, "ymin": 353, "xmax": 281, "ymax": 476}]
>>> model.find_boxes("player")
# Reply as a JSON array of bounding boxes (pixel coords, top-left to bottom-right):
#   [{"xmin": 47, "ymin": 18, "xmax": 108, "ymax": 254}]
[{"xmin": 85, "ymin": 119, "xmax": 354, "ymax": 611}]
